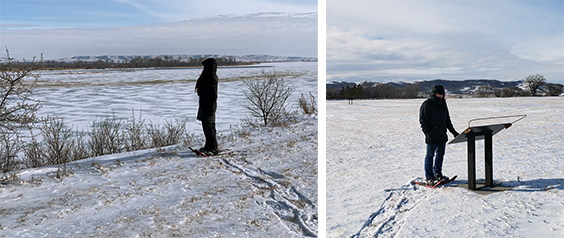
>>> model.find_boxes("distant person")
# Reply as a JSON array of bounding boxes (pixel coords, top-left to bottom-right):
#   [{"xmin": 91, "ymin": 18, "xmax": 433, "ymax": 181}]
[
  {"xmin": 195, "ymin": 58, "xmax": 219, "ymax": 156},
  {"xmin": 419, "ymin": 85, "xmax": 459, "ymax": 185}
]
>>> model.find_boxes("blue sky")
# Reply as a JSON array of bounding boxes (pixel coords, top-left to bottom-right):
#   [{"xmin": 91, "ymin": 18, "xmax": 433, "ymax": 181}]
[
  {"xmin": 0, "ymin": 0, "xmax": 318, "ymax": 59},
  {"xmin": 327, "ymin": 0, "xmax": 564, "ymax": 84}
]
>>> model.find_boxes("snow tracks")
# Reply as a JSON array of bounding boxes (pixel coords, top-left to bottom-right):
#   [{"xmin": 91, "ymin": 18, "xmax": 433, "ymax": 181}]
[
  {"xmin": 215, "ymin": 117, "xmax": 318, "ymax": 237},
  {"xmin": 220, "ymin": 157, "xmax": 317, "ymax": 236},
  {"xmin": 351, "ymin": 181, "xmax": 433, "ymax": 238}
]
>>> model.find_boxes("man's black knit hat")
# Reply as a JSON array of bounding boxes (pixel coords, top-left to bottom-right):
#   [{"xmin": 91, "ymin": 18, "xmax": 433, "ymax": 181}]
[{"xmin": 432, "ymin": 85, "xmax": 445, "ymax": 95}]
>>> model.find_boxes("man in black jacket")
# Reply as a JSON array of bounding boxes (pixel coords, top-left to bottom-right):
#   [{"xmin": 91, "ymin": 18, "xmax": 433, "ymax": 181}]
[
  {"xmin": 195, "ymin": 58, "xmax": 219, "ymax": 156},
  {"xmin": 419, "ymin": 85, "xmax": 459, "ymax": 184}
]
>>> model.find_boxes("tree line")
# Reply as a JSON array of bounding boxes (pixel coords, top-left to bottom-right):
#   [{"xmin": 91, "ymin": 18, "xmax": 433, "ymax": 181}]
[
  {"xmin": 327, "ymin": 82, "xmax": 421, "ymax": 99},
  {"xmin": 475, "ymin": 74, "xmax": 563, "ymax": 97},
  {"xmin": 327, "ymin": 74, "xmax": 564, "ymax": 100},
  {"xmin": 6, "ymin": 55, "xmax": 247, "ymax": 70}
]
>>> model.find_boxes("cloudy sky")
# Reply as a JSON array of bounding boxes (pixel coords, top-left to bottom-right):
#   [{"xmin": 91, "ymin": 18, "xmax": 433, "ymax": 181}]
[
  {"xmin": 0, "ymin": 0, "xmax": 317, "ymax": 60},
  {"xmin": 327, "ymin": 0, "xmax": 564, "ymax": 84}
]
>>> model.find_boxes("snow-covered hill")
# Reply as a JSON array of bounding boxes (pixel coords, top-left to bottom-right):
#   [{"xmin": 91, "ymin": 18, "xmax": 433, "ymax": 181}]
[
  {"xmin": 326, "ymin": 79, "xmax": 524, "ymax": 95},
  {"xmin": 0, "ymin": 115, "xmax": 318, "ymax": 237},
  {"xmin": 327, "ymin": 97, "xmax": 564, "ymax": 237},
  {"xmin": 57, "ymin": 54, "xmax": 318, "ymax": 63}
]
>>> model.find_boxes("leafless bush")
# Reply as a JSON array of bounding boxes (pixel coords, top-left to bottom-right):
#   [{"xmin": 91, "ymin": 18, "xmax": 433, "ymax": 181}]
[
  {"xmin": 71, "ymin": 130, "xmax": 89, "ymax": 161},
  {"xmin": 124, "ymin": 110, "xmax": 148, "ymax": 151},
  {"xmin": 182, "ymin": 132, "xmax": 197, "ymax": 147},
  {"xmin": 23, "ymin": 136, "xmax": 45, "ymax": 168},
  {"xmin": 163, "ymin": 119, "xmax": 186, "ymax": 146},
  {"xmin": 243, "ymin": 70, "xmax": 295, "ymax": 126},
  {"xmin": 5, "ymin": 108, "xmax": 199, "ymax": 172},
  {"xmin": 1, "ymin": 49, "xmax": 44, "ymax": 173},
  {"xmin": 0, "ymin": 49, "xmax": 44, "ymax": 134},
  {"xmin": 298, "ymin": 91, "xmax": 317, "ymax": 115},
  {"xmin": 89, "ymin": 113, "xmax": 124, "ymax": 157},
  {"xmin": 229, "ymin": 118, "xmax": 256, "ymax": 139},
  {"xmin": 148, "ymin": 119, "xmax": 186, "ymax": 148},
  {"xmin": 0, "ymin": 133, "xmax": 22, "ymax": 173},
  {"xmin": 41, "ymin": 118, "xmax": 75, "ymax": 165}
]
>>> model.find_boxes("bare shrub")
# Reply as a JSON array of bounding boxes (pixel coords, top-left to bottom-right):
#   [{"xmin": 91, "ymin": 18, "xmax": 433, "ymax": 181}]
[
  {"xmin": 41, "ymin": 118, "xmax": 75, "ymax": 165},
  {"xmin": 0, "ymin": 49, "xmax": 44, "ymax": 134},
  {"xmin": 148, "ymin": 119, "xmax": 186, "ymax": 148},
  {"xmin": 72, "ymin": 130, "xmax": 90, "ymax": 161},
  {"xmin": 89, "ymin": 113, "xmax": 124, "ymax": 157},
  {"xmin": 182, "ymin": 131, "xmax": 197, "ymax": 147},
  {"xmin": 23, "ymin": 136, "xmax": 46, "ymax": 168},
  {"xmin": 124, "ymin": 109, "xmax": 148, "ymax": 151},
  {"xmin": 298, "ymin": 91, "xmax": 317, "ymax": 115},
  {"xmin": 147, "ymin": 123, "xmax": 166, "ymax": 148},
  {"xmin": 0, "ymin": 133, "xmax": 21, "ymax": 173},
  {"xmin": 1, "ymin": 49, "xmax": 44, "ymax": 172},
  {"xmin": 229, "ymin": 120, "xmax": 254, "ymax": 140},
  {"xmin": 243, "ymin": 70, "xmax": 295, "ymax": 126},
  {"xmin": 163, "ymin": 119, "xmax": 186, "ymax": 145}
]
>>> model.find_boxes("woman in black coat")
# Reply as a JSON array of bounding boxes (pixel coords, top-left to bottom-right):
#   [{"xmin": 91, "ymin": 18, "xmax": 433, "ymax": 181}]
[{"xmin": 195, "ymin": 58, "xmax": 218, "ymax": 155}]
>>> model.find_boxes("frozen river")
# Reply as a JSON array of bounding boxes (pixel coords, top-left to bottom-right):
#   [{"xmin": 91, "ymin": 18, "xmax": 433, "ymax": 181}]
[{"xmin": 34, "ymin": 62, "xmax": 318, "ymax": 134}]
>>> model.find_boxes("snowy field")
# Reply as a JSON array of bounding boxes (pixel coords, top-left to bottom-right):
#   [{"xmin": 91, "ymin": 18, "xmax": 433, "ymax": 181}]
[
  {"xmin": 0, "ymin": 115, "xmax": 318, "ymax": 237},
  {"xmin": 0, "ymin": 61, "xmax": 318, "ymax": 237},
  {"xmin": 33, "ymin": 62, "xmax": 317, "ymax": 133},
  {"xmin": 327, "ymin": 97, "xmax": 564, "ymax": 237}
]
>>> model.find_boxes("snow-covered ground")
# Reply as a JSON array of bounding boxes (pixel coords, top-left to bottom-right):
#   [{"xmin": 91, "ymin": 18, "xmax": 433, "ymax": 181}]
[
  {"xmin": 0, "ymin": 115, "xmax": 318, "ymax": 237},
  {"xmin": 0, "ymin": 61, "xmax": 318, "ymax": 237},
  {"xmin": 326, "ymin": 97, "xmax": 564, "ymax": 237}
]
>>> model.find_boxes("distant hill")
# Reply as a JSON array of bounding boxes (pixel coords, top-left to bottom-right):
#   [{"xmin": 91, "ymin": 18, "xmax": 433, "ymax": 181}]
[
  {"xmin": 327, "ymin": 79, "xmax": 523, "ymax": 95},
  {"xmin": 57, "ymin": 54, "xmax": 317, "ymax": 63},
  {"xmin": 413, "ymin": 79, "xmax": 523, "ymax": 94}
]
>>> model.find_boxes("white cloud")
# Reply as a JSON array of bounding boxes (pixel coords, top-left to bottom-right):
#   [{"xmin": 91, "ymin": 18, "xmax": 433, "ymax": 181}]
[
  {"xmin": 511, "ymin": 36, "xmax": 564, "ymax": 64},
  {"xmin": 327, "ymin": 0, "xmax": 564, "ymax": 83},
  {"xmin": 382, "ymin": 67, "xmax": 463, "ymax": 75},
  {"xmin": 117, "ymin": 0, "xmax": 317, "ymax": 22},
  {"xmin": 1, "ymin": 13, "xmax": 317, "ymax": 59}
]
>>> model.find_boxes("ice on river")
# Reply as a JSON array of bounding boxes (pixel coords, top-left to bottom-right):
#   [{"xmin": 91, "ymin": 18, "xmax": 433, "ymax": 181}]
[
  {"xmin": 33, "ymin": 62, "xmax": 317, "ymax": 133},
  {"xmin": 327, "ymin": 97, "xmax": 564, "ymax": 237}
]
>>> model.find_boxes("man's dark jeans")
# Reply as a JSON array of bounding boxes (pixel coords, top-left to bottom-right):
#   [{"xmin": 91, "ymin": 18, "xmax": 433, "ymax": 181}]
[{"xmin": 425, "ymin": 143, "xmax": 446, "ymax": 180}]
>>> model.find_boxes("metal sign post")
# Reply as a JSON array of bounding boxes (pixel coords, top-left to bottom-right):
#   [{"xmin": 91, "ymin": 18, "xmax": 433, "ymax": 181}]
[{"xmin": 449, "ymin": 115, "xmax": 526, "ymax": 190}]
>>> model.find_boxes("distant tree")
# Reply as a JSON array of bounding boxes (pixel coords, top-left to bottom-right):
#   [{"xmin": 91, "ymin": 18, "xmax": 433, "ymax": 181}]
[
  {"xmin": 367, "ymin": 83, "xmax": 397, "ymax": 98},
  {"xmin": 402, "ymin": 83, "xmax": 421, "ymax": 98},
  {"xmin": 326, "ymin": 87, "xmax": 341, "ymax": 99},
  {"xmin": 494, "ymin": 88, "xmax": 503, "ymax": 97},
  {"xmin": 338, "ymin": 85, "xmax": 363, "ymax": 98},
  {"xmin": 545, "ymin": 83, "xmax": 564, "ymax": 96},
  {"xmin": 476, "ymin": 86, "xmax": 494, "ymax": 97},
  {"xmin": 524, "ymin": 74, "xmax": 546, "ymax": 96},
  {"xmin": 502, "ymin": 86, "xmax": 526, "ymax": 97}
]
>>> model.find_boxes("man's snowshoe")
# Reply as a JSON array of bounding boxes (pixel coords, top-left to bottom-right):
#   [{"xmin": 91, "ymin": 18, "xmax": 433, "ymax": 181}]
[{"xmin": 412, "ymin": 175, "xmax": 457, "ymax": 188}]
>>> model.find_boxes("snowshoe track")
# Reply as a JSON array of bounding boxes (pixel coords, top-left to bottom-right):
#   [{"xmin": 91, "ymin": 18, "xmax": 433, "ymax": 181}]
[
  {"xmin": 352, "ymin": 182, "xmax": 431, "ymax": 238},
  {"xmin": 220, "ymin": 157, "xmax": 317, "ymax": 237}
]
